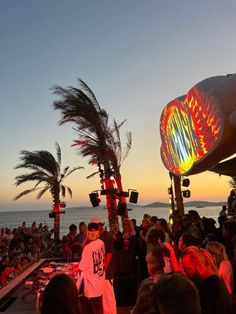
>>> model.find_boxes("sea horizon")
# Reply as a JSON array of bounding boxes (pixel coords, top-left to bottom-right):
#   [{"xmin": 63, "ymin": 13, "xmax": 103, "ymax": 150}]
[
  {"xmin": 0, "ymin": 199, "xmax": 227, "ymax": 214},
  {"xmin": 0, "ymin": 205, "xmax": 223, "ymax": 237}
]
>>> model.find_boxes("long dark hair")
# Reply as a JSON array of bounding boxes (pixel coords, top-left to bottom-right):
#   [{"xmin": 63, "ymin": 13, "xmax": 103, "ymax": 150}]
[{"xmin": 41, "ymin": 273, "xmax": 80, "ymax": 314}]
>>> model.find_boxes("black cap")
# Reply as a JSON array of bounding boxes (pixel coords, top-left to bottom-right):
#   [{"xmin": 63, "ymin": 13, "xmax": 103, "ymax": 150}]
[{"xmin": 88, "ymin": 222, "xmax": 99, "ymax": 231}]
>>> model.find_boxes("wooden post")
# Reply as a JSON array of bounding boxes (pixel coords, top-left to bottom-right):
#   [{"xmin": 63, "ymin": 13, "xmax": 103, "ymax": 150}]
[{"xmin": 173, "ymin": 174, "xmax": 185, "ymax": 216}]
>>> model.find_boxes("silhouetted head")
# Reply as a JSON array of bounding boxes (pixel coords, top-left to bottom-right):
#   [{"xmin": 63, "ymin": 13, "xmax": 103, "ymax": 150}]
[
  {"xmin": 146, "ymin": 245, "xmax": 165, "ymax": 279},
  {"xmin": 153, "ymin": 273, "xmax": 201, "ymax": 314},
  {"xmin": 178, "ymin": 233, "xmax": 202, "ymax": 251},
  {"xmin": 69, "ymin": 224, "xmax": 77, "ymax": 236},
  {"xmin": 148, "ymin": 229, "xmax": 165, "ymax": 245},
  {"xmin": 87, "ymin": 222, "xmax": 99, "ymax": 241},
  {"xmin": 41, "ymin": 273, "xmax": 80, "ymax": 314},
  {"xmin": 206, "ymin": 241, "xmax": 228, "ymax": 268}
]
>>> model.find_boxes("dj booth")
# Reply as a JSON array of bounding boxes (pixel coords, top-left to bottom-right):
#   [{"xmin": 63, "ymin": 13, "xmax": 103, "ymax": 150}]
[
  {"xmin": 0, "ymin": 259, "xmax": 80, "ymax": 313},
  {"xmin": 0, "ymin": 258, "xmax": 138, "ymax": 313}
]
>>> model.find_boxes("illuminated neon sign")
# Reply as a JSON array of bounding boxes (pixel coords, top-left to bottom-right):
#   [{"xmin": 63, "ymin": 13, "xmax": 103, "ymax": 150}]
[{"xmin": 160, "ymin": 74, "xmax": 236, "ymax": 175}]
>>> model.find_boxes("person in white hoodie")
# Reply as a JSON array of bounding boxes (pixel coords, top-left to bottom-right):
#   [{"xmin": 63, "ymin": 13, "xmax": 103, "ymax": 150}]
[{"xmin": 78, "ymin": 221, "xmax": 105, "ymax": 314}]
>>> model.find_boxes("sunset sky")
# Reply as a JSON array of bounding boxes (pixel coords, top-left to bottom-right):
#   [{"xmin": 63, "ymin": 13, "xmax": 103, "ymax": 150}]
[{"xmin": 1, "ymin": 1, "xmax": 236, "ymax": 211}]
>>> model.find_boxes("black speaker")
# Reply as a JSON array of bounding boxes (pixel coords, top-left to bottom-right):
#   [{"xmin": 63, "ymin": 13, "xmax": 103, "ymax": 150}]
[
  {"xmin": 182, "ymin": 190, "xmax": 191, "ymax": 198},
  {"xmin": 89, "ymin": 193, "xmax": 100, "ymax": 207},
  {"xmin": 129, "ymin": 191, "xmax": 139, "ymax": 203},
  {"xmin": 117, "ymin": 201, "xmax": 127, "ymax": 216}
]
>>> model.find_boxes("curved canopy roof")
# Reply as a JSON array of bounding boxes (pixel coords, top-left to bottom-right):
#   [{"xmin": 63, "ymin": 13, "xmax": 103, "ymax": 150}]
[{"xmin": 209, "ymin": 156, "xmax": 236, "ymax": 177}]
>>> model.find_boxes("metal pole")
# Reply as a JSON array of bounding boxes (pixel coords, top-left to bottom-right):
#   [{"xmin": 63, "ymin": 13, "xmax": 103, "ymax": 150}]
[{"xmin": 173, "ymin": 174, "xmax": 185, "ymax": 216}]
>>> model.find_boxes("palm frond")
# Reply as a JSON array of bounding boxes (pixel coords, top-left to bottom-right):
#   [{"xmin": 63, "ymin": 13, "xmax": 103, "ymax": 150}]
[
  {"xmin": 52, "ymin": 84, "xmax": 103, "ymax": 128},
  {"xmin": 51, "ymin": 79, "xmax": 132, "ymax": 211},
  {"xmin": 61, "ymin": 166, "xmax": 69, "ymax": 178},
  {"xmin": 52, "ymin": 80, "xmax": 109, "ymax": 142},
  {"xmin": 121, "ymin": 132, "xmax": 132, "ymax": 164},
  {"xmin": 13, "ymin": 188, "xmax": 36, "ymax": 200},
  {"xmin": 15, "ymin": 150, "xmax": 58, "ymax": 175},
  {"xmin": 66, "ymin": 186, "xmax": 72, "ymax": 198},
  {"xmin": 79, "ymin": 79, "xmax": 100, "ymax": 109},
  {"xmin": 14, "ymin": 171, "xmax": 51, "ymax": 186},
  {"xmin": 14, "ymin": 143, "xmax": 81, "ymax": 203},
  {"xmin": 87, "ymin": 171, "xmax": 99, "ymax": 179},
  {"xmin": 55, "ymin": 142, "xmax": 61, "ymax": 168},
  {"xmin": 61, "ymin": 185, "xmax": 66, "ymax": 198},
  {"xmin": 64, "ymin": 166, "xmax": 84, "ymax": 178},
  {"xmin": 37, "ymin": 186, "xmax": 50, "ymax": 199},
  {"xmin": 112, "ymin": 119, "xmax": 122, "ymax": 149}
]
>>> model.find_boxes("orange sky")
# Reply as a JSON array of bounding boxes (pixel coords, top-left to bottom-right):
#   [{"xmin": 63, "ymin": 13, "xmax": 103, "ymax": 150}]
[{"xmin": 0, "ymin": 1, "xmax": 235, "ymax": 211}]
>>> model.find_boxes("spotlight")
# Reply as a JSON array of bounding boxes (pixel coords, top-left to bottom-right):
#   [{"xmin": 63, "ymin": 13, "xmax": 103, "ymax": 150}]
[
  {"xmin": 182, "ymin": 190, "xmax": 191, "ymax": 198},
  {"xmin": 129, "ymin": 191, "xmax": 139, "ymax": 204},
  {"xmin": 182, "ymin": 178, "xmax": 190, "ymax": 187},
  {"xmin": 89, "ymin": 192, "xmax": 100, "ymax": 207}
]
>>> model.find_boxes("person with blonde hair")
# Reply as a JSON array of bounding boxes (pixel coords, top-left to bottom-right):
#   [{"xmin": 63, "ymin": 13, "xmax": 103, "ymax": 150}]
[
  {"xmin": 180, "ymin": 246, "xmax": 231, "ymax": 314},
  {"xmin": 180, "ymin": 245, "xmax": 218, "ymax": 279},
  {"xmin": 206, "ymin": 241, "xmax": 234, "ymax": 294},
  {"xmin": 123, "ymin": 218, "xmax": 136, "ymax": 236}
]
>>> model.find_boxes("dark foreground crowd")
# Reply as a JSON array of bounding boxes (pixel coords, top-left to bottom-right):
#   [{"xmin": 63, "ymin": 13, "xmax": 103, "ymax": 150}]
[{"xmin": 1, "ymin": 208, "xmax": 236, "ymax": 314}]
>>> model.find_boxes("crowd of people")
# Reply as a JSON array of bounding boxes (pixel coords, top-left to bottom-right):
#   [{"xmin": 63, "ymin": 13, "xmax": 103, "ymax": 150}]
[
  {"xmin": 1, "ymin": 207, "xmax": 236, "ymax": 314},
  {"xmin": 0, "ymin": 222, "xmax": 54, "ymax": 285}
]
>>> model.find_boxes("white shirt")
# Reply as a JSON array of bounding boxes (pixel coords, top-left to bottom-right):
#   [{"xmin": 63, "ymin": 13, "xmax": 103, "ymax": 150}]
[{"xmin": 79, "ymin": 239, "xmax": 105, "ymax": 297}]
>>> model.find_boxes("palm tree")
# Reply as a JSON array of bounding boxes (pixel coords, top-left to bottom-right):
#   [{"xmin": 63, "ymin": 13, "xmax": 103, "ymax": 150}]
[
  {"xmin": 74, "ymin": 119, "xmax": 132, "ymax": 219},
  {"xmin": 52, "ymin": 80, "xmax": 131, "ymax": 226},
  {"xmin": 13, "ymin": 143, "xmax": 83, "ymax": 240},
  {"xmin": 99, "ymin": 119, "xmax": 132, "ymax": 218}
]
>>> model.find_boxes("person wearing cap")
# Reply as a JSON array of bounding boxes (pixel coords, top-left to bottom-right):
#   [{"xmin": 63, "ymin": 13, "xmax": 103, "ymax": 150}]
[
  {"xmin": 90, "ymin": 217, "xmax": 116, "ymax": 314},
  {"xmin": 77, "ymin": 221, "xmax": 105, "ymax": 314}
]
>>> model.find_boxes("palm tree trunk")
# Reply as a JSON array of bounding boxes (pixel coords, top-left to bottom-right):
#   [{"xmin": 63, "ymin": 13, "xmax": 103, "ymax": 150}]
[
  {"xmin": 52, "ymin": 185, "xmax": 61, "ymax": 241},
  {"xmin": 104, "ymin": 178, "xmax": 118, "ymax": 228},
  {"xmin": 115, "ymin": 175, "xmax": 128, "ymax": 220},
  {"xmin": 53, "ymin": 202, "xmax": 60, "ymax": 240},
  {"xmin": 99, "ymin": 138, "xmax": 119, "ymax": 228}
]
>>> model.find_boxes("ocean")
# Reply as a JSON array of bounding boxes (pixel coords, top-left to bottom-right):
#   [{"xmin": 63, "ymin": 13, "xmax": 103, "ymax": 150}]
[{"xmin": 0, "ymin": 205, "xmax": 222, "ymax": 237}]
